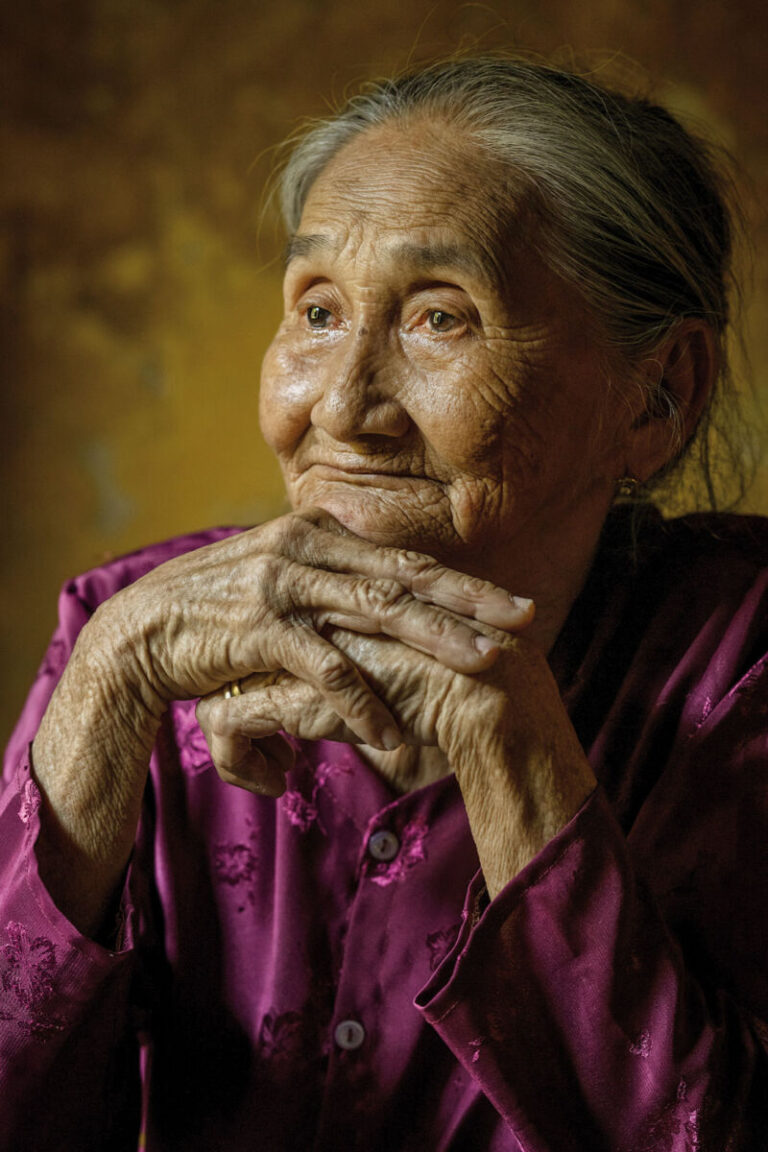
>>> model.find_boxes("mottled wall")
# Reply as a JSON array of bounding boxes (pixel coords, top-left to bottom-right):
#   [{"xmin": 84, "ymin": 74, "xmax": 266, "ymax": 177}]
[{"xmin": 2, "ymin": 0, "xmax": 767, "ymax": 745}]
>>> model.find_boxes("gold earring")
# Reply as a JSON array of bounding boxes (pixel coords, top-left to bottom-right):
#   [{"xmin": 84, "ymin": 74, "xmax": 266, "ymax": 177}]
[{"xmin": 616, "ymin": 476, "xmax": 639, "ymax": 499}]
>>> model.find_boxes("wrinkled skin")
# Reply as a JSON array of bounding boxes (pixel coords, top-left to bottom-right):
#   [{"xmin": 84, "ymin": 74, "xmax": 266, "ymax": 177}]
[
  {"xmin": 31, "ymin": 119, "xmax": 707, "ymax": 935},
  {"xmin": 32, "ymin": 511, "xmax": 529, "ymax": 932},
  {"xmin": 260, "ymin": 121, "xmax": 633, "ymax": 602}
]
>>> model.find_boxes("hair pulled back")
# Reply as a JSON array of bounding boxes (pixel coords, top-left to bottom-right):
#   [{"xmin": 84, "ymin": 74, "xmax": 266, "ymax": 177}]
[{"xmin": 278, "ymin": 56, "xmax": 746, "ymax": 506}]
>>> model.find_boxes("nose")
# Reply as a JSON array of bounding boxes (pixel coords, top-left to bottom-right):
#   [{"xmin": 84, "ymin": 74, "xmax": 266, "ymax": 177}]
[{"xmin": 310, "ymin": 328, "xmax": 410, "ymax": 443}]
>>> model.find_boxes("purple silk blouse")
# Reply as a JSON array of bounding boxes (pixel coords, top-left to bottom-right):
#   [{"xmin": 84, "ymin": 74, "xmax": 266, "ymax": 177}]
[{"xmin": 1, "ymin": 509, "xmax": 767, "ymax": 1150}]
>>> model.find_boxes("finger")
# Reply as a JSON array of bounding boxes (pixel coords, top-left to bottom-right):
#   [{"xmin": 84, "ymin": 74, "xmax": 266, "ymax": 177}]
[
  {"xmin": 271, "ymin": 625, "xmax": 402, "ymax": 750},
  {"xmin": 230, "ymin": 634, "xmax": 448, "ymax": 749},
  {"xmin": 214, "ymin": 738, "xmax": 288, "ymax": 797},
  {"xmin": 197, "ymin": 694, "xmax": 296, "ymax": 796},
  {"xmin": 283, "ymin": 512, "xmax": 535, "ymax": 631},
  {"xmin": 284, "ymin": 563, "xmax": 503, "ymax": 673},
  {"xmin": 206, "ymin": 678, "xmax": 363, "ymax": 750}
]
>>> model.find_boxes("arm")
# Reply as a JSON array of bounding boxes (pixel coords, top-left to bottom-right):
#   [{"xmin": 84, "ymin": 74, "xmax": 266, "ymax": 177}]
[
  {"xmin": 0, "ymin": 586, "xmax": 143, "ymax": 1150},
  {"xmin": 28, "ymin": 511, "xmax": 529, "ymax": 937},
  {"xmin": 1, "ymin": 514, "xmax": 528, "ymax": 1147},
  {"xmin": 417, "ymin": 785, "xmax": 768, "ymax": 1151},
  {"xmin": 429, "ymin": 623, "xmax": 768, "ymax": 1149},
  {"xmin": 214, "ymin": 627, "xmax": 768, "ymax": 1149}
]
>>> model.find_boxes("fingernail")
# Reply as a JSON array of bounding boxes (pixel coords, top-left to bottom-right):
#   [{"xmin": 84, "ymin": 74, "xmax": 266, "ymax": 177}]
[
  {"xmin": 381, "ymin": 726, "xmax": 402, "ymax": 751},
  {"xmin": 509, "ymin": 595, "xmax": 534, "ymax": 613},
  {"xmin": 474, "ymin": 635, "xmax": 500, "ymax": 656}
]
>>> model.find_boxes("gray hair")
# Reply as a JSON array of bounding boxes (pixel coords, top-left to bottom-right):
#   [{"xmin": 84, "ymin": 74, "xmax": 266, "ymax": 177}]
[{"xmin": 278, "ymin": 56, "xmax": 748, "ymax": 507}]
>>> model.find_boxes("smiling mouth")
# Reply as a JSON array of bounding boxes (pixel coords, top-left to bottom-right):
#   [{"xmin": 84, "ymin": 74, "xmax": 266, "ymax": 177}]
[{"xmin": 306, "ymin": 463, "xmax": 426, "ymax": 486}]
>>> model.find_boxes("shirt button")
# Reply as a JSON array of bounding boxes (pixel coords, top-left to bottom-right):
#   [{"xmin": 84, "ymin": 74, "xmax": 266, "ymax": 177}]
[
  {"xmin": 334, "ymin": 1019, "xmax": 366, "ymax": 1051},
  {"xmin": 368, "ymin": 829, "xmax": 400, "ymax": 862}
]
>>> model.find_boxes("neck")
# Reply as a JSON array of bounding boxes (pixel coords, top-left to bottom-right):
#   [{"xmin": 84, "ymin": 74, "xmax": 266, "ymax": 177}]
[
  {"xmin": 514, "ymin": 539, "xmax": 602, "ymax": 655},
  {"xmin": 457, "ymin": 491, "xmax": 615, "ymax": 656}
]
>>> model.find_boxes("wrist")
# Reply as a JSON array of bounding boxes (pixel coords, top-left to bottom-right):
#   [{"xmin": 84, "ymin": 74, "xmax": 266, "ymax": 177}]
[
  {"xmin": 439, "ymin": 644, "xmax": 596, "ymax": 896},
  {"xmin": 89, "ymin": 592, "xmax": 170, "ymax": 719},
  {"xmin": 32, "ymin": 608, "xmax": 163, "ymax": 858}
]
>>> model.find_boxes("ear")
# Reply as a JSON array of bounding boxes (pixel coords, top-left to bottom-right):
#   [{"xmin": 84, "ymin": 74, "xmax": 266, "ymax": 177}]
[{"xmin": 624, "ymin": 319, "xmax": 718, "ymax": 484}]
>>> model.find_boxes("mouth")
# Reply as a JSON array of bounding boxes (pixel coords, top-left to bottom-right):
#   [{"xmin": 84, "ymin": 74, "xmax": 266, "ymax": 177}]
[{"xmin": 305, "ymin": 463, "xmax": 427, "ymax": 487}]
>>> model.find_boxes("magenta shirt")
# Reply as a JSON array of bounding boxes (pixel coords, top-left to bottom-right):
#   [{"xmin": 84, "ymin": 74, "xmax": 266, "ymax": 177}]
[{"xmin": 1, "ymin": 510, "xmax": 767, "ymax": 1150}]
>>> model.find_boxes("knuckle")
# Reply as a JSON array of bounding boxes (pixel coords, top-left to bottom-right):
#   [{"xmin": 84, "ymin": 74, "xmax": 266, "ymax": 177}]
[
  {"xmin": 260, "ymin": 512, "xmax": 312, "ymax": 553},
  {"xmin": 255, "ymin": 517, "xmax": 290, "ymax": 553},
  {"xmin": 214, "ymin": 762, "xmax": 234, "ymax": 784},
  {"xmin": 462, "ymin": 574, "xmax": 495, "ymax": 598},
  {"xmin": 393, "ymin": 548, "xmax": 440, "ymax": 583},
  {"xmin": 313, "ymin": 647, "xmax": 358, "ymax": 694},
  {"xmin": 205, "ymin": 699, "xmax": 232, "ymax": 738},
  {"xmin": 361, "ymin": 577, "xmax": 409, "ymax": 614},
  {"xmin": 252, "ymin": 553, "xmax": 287, "ymax": 606},
  {"xmin": 333, "ymin": 675, "xmax": 377, "ymax": 723},
  {"xmin": 421, "ymin": 609, "xmax": 456, "ymax": 641}
]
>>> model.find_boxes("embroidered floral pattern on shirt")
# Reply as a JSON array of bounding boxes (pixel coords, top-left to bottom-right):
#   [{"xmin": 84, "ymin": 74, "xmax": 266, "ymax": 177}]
[
  {"xmin": 258, "ymin": 1010, "xmax": 307, "ymax": 1062},
  {"xmin": 0, "ymin": 922, "xmax": 64, "ymax": 1039},
  {"xmin": 280, "ymin": 751, "xmax": 352, "ymax": 836},
  {"xmin": 694, "ymin": 695, "xmax": 713, "ymax": 729},
  {"xmin": 630, "ymin": 1079, "xmax": 700, "ymax": 1152},
  {"xmin": 426, "ymin": 922, "xmax": 462, "ymax": 971},
  {"xmin": 171, "ymin": 699, "xmax": 213, "ymax": 774},
  {"xmin": 281, "ymin": 791, "xmax": 320, "ymax": 833},
  {"xmin": 18, "ymin": 779, "xmax": 41, "ymax": 826},
  {"xmin": 629, "ymin": 1029, "xmax": 652, "ymax": 1058},
  {"xmin": 213, "ymin": 820, "xmax": 259, "ymax": 911},
  {"xmin": 256, "ymin": 1007, "xmax": 325, "ymax": 1090},
  {"xmin": 370, "ymin": 816, "xmax": 429, "ymax": 887},
  {"xmin": 214, "ymin": 843, "xmax": 258, "ymax": 887},
  {"xmin": 313, "ymin": 757, "xmax": 351, "ymax": 789}
]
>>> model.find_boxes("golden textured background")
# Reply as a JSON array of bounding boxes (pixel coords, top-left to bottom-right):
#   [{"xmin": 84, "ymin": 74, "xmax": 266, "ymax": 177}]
[{"xmin": 2, "ymin": 0, "xmax": 767, "ymax": 745}]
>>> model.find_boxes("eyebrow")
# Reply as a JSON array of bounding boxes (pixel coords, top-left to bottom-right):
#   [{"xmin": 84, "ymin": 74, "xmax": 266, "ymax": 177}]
[
  {"xmin": 388, "ymin": 240, "xmax": 492, "ymax": 283},
  {"xmin": 283, "ymin": 233, "xmax": 330, "ymax": 267},
  {"xmin": 284, "ymin": 233, "xmax": 495, "ymax": 284}
]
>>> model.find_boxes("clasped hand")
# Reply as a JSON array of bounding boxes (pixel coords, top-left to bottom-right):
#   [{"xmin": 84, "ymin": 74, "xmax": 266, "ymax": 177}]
[
  {"xmin": 175, "ymin": 510, "xmax": 536, "ymax": 794},
  {"xmin": 32, "ymin": 508, "xmax": 595, "ymax": 928}
]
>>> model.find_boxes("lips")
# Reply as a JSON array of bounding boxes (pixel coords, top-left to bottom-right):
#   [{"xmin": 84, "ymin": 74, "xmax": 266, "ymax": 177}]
[{"xmin": 306, "ymin": 462, "xmax": 424, "ymax": 484}]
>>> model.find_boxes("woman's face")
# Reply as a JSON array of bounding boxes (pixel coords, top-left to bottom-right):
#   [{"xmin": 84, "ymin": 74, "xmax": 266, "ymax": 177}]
[{"xmin": 260, "ymin": 120, "xmax": 637, "ymax": 587}]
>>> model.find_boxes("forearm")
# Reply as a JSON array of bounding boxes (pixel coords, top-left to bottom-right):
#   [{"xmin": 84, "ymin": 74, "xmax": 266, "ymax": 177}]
[
  {"xmin": 443, "ymin": 645, "xmax": 596, "ymax": 898},
  {"xmin": 31, "ymin": 606, "xmax": 162, "ymax": 938},
  {"xmin": 0, "ymin": 751, "xmax": 141, "ymax": 1149},
  {"xmin": 417, "ymin": 788, "xmax": 768, "ymax": 1150}
]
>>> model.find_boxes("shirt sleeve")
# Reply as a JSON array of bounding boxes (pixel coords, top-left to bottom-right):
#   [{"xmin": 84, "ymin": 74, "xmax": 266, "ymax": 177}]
[
  {"xmin": 416, "ymin": 530, "xmax": 768, "ymax": 1152},
  {"xmin": 0, "ymin": 582, "xmax": 142, "ymax": 1151},
  {"xmin": 416, "ymin": 779, "xmax": 768, "ymax": 1151},
  {"xmin": 0, "ymin": 530, "xmax": 236, "ymax": 1150}
]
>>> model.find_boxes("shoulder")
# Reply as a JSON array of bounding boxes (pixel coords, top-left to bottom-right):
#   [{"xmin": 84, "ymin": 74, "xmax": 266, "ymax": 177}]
[
  {"xmin": 652, "ymin": 510, "xmax": 768, "ymax": 575},
  {"xmin": 65, "ymin": 526, "xmax": 247, "ymax": 613},
  {"xmin": 635, "ymin": 511, "xmax": 768, "ymax": 643},
  {"xmin": 599, "ymin": 506, "xmax": 768, "ymax": 611},
  {"xmin": 559, "ymin": 507, "xmax": 768, "ymax": 716}
]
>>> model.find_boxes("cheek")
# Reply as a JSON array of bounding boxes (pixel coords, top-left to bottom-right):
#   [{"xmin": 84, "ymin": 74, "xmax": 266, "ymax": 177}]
[
  {"xmin": 418, "ymin": 363, "xmax": 520, "ymax": 478},
  {"xmin": 259, "ymin": 341, "xmax": 316, "ymax": 456}
]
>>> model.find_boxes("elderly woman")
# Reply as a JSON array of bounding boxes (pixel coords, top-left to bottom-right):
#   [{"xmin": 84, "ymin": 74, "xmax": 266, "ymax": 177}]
[{"xmin": 1, "ymin": 56, "xmax": 767, "ymax": 1150}]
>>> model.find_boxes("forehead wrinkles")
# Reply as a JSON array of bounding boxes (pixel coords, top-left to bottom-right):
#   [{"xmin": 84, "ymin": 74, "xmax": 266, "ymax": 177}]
[
  {"xmin": 296, "ymin": 124, "xmax": 542, "ymax": 287},
  {"xmin": 287, "ymin": 223, "xmax": 492, "ymax": 286}
]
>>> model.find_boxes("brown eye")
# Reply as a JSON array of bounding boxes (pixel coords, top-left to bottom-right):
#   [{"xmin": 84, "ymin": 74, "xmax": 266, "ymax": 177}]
[
  {"xmin": 306, "ymin": 305, "xmax": 332, "ymax": 329},
  {"xmin": 427, "ymin": 310, "xmax": 458, "ymax": 333}
]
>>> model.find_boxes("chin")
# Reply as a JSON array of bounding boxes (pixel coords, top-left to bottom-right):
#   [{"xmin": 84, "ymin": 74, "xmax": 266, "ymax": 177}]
[{"xmin": 293, "ymin": 486, "xmax": 451, "ymax": 555}]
